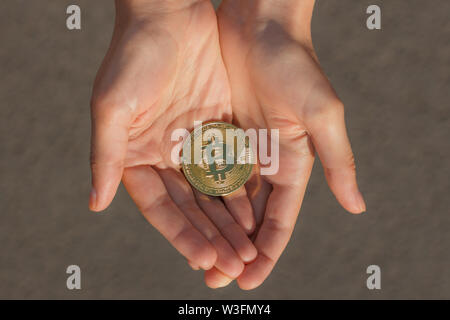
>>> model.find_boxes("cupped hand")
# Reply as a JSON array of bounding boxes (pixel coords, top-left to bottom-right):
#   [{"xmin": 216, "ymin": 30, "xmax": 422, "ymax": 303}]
[
  {"xmin": 209, "ymin": 0, "xmax": 366, "ymax": 289},
  {"xmin": 89, "ymin": 0, "xmax": 257, "ymax": 284}
]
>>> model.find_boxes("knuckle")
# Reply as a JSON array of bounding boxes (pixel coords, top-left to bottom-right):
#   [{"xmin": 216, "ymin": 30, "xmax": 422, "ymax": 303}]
[
  {"xmin": 171, "ymin": 225, "xmax": 195, "ymax": 244},
  {"xmin": 90, "ymin": 94, "xmax": 109, "ymax": 114},
  {"xmin": 89, "ymin": 141, "xmax": 124, "ymax": 168},
  {"xmin": 91, "ymin": 97, "xmax": 129, "ymax": 125},
  {"xmin": 330, "ymin": 98, "xmax": 345, "ymax": 115},
  {"xmin": 209, "ymin": 232, "xmax": 225, "ymax": 244},
  {"xmin": 305, "ymin": 97, "xmax": 344, "ymax": 123},
  {"xmin": 348, "ymin": 153, "xmax": 356, "ymax": 171},
  {"xmin": 264, "ymin": 217, "xmax": 291, "ymax": 234},
  {"xmin": 144, "ymin": 195, "xmax": 173, "ymax": 217},
  {"xmin": 178, "ymin": 199, "xmax": 198, "ymax": 213},
  {"xmin": 222, "ymin": 221, "xmax": 240, "ymax": 233},
  {"xmin": 89, "ymin": 157, "xmax": 124, "ymax": 170}
]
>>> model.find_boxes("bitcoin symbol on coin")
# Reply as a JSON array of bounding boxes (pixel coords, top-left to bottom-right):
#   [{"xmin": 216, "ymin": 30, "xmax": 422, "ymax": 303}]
[
  {"xmin": 181, "ymin": 122, "xmax": 253, "ymax": 196},
  {"xmin": 203, "ymin": 136, "xmax": 234, "ymax": 183}
]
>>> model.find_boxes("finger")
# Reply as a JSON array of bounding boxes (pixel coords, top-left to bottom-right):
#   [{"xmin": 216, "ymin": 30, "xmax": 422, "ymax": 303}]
[
  {"xmin": 157, "ymin": 168, "xmax": 244, "ymax": 278},
  {"xmin": 237, "ymin": 185, "xmax": 306, "ymax": 290},
  {"xmin": 89, "ymin": 103, "xmax": 131, "ymax": 211},
  {"xmin": 305, "ymin": 98, "xmax": 366, "ymax": 214},
  {"xmin": 244, "ymin": 168, "xmax": 273, "ymax": 238},
  {"xmin": 188, "ymin": 260, "xmax": 200, "ymax": 271},
  {"xmin": 193, "ymin": 189, "xmax": 257, "ymax": 263},
  {"xmin": 122, "ymin": 165, "xmax": 217, "ymax": 270},
  {"xmin": 222, "ymin": 186, "xmax": 256, "ymax": 234},
  {"xmin": 204, "ymin": 267, "xmax": 234, "ymax": 289},
  {"xmin": 237, "ymin": 158, "xmax": 314, "ymax": 290}
]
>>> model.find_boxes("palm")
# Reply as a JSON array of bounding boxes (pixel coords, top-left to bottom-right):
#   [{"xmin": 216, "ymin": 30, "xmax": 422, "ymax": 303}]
[
  {"xmin": 218, "ymin": 20, "xmax": 318, "ymax": 189},
  {"xmin": 93, "ymin": 3, "xmax": 231, "ymax": 169}
]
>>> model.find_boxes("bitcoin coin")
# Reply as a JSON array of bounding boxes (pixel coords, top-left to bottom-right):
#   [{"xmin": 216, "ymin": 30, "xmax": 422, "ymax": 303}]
[{"xmin": 181, "ymin": 122, "xmax": 254, "ymax": 196}]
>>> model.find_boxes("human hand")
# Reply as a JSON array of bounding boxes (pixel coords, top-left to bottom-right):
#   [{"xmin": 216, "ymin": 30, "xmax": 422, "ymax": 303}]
[
  {"xmin": 210, "ymin": 0, "xmax": 366, "ymax": 289},
  {"xmin": 89, "ymin": 0, "xmax": 257, "ymax": 284}
]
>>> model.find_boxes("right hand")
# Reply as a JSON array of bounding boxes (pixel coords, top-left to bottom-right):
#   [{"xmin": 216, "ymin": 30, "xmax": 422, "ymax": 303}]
[{"xmin": 89, "ymin": 0, "xmax": 257, "ymax": 286}]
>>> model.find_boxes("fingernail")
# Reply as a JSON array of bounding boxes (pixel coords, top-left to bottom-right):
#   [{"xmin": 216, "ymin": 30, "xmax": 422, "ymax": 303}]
[
  {"xmin": 89, "ymin": 188, "xmax": 97, "ymax": 210},
  {"xmin": 353, "ymin": 189, "xmax": 366, "ymax": 213},
  {"xmin": 244, "ymin": 223, "xmax": 255, "ymax": 235},
  {"xmin": 188, "ymin": 261, "xmax": 200, "ymax": 271},
  {"xmin": 208, "ymin": 275, "xmax": 233, "ymax": 289},
  {"xmin": 201, "ymin": 264, "xmax": 214, "ymax": 271},
  {"xmin": 216, "ymin": 277, "xmax": 233, "ymax": 288}
]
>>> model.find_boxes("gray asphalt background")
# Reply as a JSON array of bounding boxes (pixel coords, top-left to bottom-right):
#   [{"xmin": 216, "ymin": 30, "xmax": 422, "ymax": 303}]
[{"xmin": 0, "ymin": 0, "xmax": 449, "ymax": 299}]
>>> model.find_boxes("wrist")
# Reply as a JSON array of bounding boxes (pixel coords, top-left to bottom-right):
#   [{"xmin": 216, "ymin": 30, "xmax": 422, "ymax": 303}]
[
  {"xmin": 115, "ymin": 0, "xmax": 208, "ymax": 25},
  {"xmin": 221, "ymin": 0, "xmax": 314, "ymax": 45}
]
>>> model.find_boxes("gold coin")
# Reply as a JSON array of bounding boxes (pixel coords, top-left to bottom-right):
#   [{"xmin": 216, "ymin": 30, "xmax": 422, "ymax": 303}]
[{"xmin": 181, "ymin": 122, "xmax": 254, "ymax": 196}]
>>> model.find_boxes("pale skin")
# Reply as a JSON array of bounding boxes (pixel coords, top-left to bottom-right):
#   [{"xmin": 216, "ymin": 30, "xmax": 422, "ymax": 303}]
[{"xmin": 89, "ymin": 0, "xmax": 366, "ymax": 290}]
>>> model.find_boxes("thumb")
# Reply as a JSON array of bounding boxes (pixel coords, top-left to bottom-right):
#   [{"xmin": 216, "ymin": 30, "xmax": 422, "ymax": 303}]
[
  {"xmin": 89, "ymin": 102, "xmax": 131, "ymax": 212},
  {"xmin": 304, "ymin": 94, "xmax": 366, "ymax": 214}
]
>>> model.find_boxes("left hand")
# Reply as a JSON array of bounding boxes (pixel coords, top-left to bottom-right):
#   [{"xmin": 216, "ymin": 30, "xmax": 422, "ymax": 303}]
[{"xmin": 207, "ymin": 0, "xmax": 366, "ymax": 290}]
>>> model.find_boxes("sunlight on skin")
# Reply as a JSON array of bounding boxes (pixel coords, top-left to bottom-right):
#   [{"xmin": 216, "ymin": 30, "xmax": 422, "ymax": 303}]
[
  {"xmin": 89, "ymin": 0, "xmax": 256, "ymax": 280},
  {"xmin": 204, "ymin": 0, "xmax": 366, "ymax": 289},
  {"xmin": 89, "ymin": 0, "xmax": 366, "ymax": 291}
]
